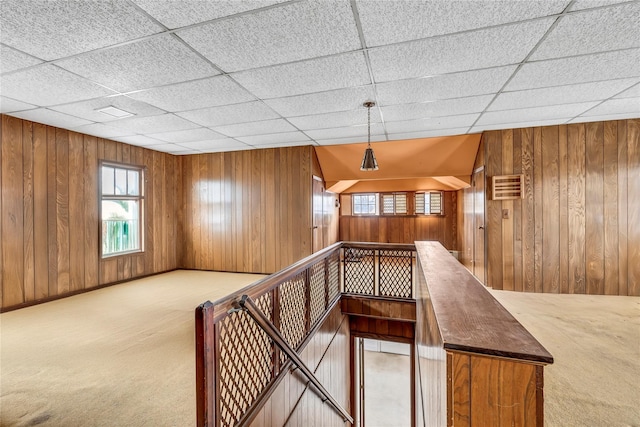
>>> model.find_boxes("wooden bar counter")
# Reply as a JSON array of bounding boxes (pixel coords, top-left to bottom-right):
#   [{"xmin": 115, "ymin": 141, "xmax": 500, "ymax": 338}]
[{"xmin": 414, "ymin": 241, "xmax": 553, "ymax": 427}]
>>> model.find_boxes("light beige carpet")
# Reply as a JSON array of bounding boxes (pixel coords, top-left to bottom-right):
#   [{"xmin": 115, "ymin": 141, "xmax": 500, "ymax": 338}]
[
  {"xmin": 0, "ymin": 270, "xmax": 264, "ymax": 427},
  {"xmin": 491, "ymin": 291, "xmax": 640, "ymax": 427},
  {"xmin": 2, "ymin": 274, "xmax": 639, "ymax": 427}
]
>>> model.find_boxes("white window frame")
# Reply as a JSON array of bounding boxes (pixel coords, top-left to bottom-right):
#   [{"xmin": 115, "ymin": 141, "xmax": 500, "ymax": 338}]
[
  {"xmin": 100, "ymin": 161, "xmax": 144, "ymax": 258},
  {"xmin": 352, "ymin": 193, "xmax": 379, "ymax": 216}
]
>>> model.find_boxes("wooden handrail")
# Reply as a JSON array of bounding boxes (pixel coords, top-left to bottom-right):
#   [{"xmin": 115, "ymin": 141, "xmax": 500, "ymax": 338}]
[
  {"xmin": 342, "ymin": 241, "xmax": 416, "ymax": 251},
  {"xmin": 207, "ymin": 242, "xmax": 342, "ymax": 323},
  {"xmin": 415, "ymin": 241, "xmax": 553, "ymax": 364},
  {"xmin": 206, "ymin": 242, "xmax": 416, "ymax": 322},
  {"xmin": 233, "ymin": 295, "xmax": 354, "ymax": 424}
]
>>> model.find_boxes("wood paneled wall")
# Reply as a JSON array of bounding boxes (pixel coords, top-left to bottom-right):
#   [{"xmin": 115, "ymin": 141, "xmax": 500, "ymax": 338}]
[
  {"xmin": 180, "ymin": 146, "xmax": 314, "ymax": 274},
  {"xmin": 415, "ymin": 253, "xmax": 447, "ymax": 427},
  {"xmin": 339, "ymin": 192, "xmax": 458, "ymax": 250},
  {"xmin": 447, "ymin": 352, "xmax": 543, "ymax": 427},
  {"xmin": 0, "ymin": 114, "xmax": 181, "ymax": 309},
  {"xmin": 479, "ymin": 119, "xmax": 639, "ymax": 295}
]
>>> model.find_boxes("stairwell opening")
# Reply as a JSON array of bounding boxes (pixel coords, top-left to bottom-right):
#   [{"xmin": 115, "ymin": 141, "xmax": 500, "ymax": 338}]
[{"xmin": 355, "ymin": 338, "xmax": 412, "ymax": 427}]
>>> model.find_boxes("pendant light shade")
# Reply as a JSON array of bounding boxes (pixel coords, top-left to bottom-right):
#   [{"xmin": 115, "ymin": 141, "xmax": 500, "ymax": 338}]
[
  {"xmin": 360, "ymin": 146, "xmax": 378, "ymax": 171},
  {"xmin": 360, "ymin": 101, "xmax": 379, "ymax": 171}
]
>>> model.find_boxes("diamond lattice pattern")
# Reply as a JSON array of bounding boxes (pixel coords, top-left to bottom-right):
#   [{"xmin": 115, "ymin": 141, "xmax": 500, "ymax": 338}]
[
  {"xmin": 343, "ymin": 248, "xmax": 375, "ymax": 294},
  {"xmin": 309, "ymin": 260, "xmax": 326, "ymax": 328},
  {"xmin": 379, "ymin": 249, "xmax": 412, "ymax": 298},
  {"xmin": 218, "ymin": 293, "xmax": 273, "ymax": 427}
]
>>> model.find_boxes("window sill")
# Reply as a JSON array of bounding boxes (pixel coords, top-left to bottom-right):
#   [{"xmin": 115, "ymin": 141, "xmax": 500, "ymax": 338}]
[{"xmin": 101, "ymin": 250, "xmax": 144, "ymax": 259}]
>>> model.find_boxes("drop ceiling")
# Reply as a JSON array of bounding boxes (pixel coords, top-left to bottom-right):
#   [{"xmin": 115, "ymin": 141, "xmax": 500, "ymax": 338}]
[{"xmin": 0, "ymin": 0, "xmax": 638, "ymax": 158}]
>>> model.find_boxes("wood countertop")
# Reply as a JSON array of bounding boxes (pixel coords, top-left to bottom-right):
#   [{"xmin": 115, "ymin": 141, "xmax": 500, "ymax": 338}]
[{"xmin": 415, "ymin": 241, "xmax": 553, "ymax": 364}]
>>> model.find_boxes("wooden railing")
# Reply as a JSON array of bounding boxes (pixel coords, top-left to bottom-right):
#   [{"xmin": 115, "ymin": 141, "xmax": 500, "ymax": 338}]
[
  {"xmin": 413, "ymin": 242, "xmax": 553, "ymax": 427},
  {"xmin": 195, "ymin": 241, "xmax": 416, "ymax": 427},
  {"xmin": 342, "ymin": 242, "xmax": 416, "ymax": 299},
  {"xmin": 195, "ymin": 243, "xmax": 343, "ymax": 427}
]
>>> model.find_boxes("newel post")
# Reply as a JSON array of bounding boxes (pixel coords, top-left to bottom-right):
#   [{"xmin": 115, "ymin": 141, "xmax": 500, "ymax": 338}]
[{"xmin": 195, "ymin": 302, "xmax": 216, "ymax": 427}]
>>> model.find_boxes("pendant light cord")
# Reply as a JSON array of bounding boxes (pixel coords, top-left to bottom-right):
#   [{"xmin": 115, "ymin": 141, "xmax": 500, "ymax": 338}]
[{"xmin": 367, "ymin": 103, "xmax": 371, "ymax": 148}]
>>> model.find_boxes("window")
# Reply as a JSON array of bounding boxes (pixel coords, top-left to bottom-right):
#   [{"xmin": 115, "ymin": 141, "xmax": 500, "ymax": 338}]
[
  {"xmin": 415, "ymin": 192, "xmax": 443, "ymax": 215},
  {"xmin": 101, "ymin": 163, "xmax": 144, "ymax": 257},
  {"xmin": 381, "ymin": 193, "xmax": 407, "ymax": 215},
  {"xmin": 352, "ymin": 193, "xmax": 379, "ymax": 215}
]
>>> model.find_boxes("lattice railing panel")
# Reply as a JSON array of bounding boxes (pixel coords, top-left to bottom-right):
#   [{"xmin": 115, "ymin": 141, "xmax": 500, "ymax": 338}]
[
  {"xmin": 196, "ymin": 245, "xmax": 419, "ymax": 426},
  {"xmin": 217, "ymin": 299, "xmax": 273, "ymax": 427},
  {"xmin": 327, "ymin": 251, "xmax": 340, "ymax": 303},
  {"xmin": 309, "ymin": 261, "xmax": 326, "ymax": 328},
  {"xmin": 343, "ymin": 248, "xmax": 375, "ymax": 294},
  {"xmin": 279, "ymin": 272, "xmax": 307, "ymax": 351},
  {"xmin": 379, "ymin": 250, "xmax": 413, "ymax": 298}
]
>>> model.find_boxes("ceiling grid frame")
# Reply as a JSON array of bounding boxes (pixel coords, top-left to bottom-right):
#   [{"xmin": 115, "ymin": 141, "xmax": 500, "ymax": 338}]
[{"xmin": 0, "ymin": 0, "xmax": 637, "ymax": 156}]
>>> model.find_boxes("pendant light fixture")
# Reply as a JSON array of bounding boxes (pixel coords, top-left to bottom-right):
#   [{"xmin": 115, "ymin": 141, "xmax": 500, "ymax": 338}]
[{"xmin": 360, "ymin": 101, "xmax": 379, "ymax": 171}]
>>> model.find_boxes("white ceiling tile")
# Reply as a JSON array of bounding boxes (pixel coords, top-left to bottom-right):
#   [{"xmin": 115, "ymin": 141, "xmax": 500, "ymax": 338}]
[
  {"xmin": 385, "ymin": 114, "xmax": 479, "ymax": 133},
  {"xmin": 250, "ymin": 140, "xmax": 314, "ymax": 148},
  {"xmin": 178, "ymin": 139, "xmax": 251, "ymax": 151},
  {"xmin": 237, "ymin": 131, "xmax": 311, "ymax": 145},
  {"xmin": 614, "ymin": 82, "xmax": 640, "ymax": 99},
  {"xmin": 387, "ymin": 127, "xmax": 472, "ymax": 140},
  {"xmin": 381, "ymin": 96, "xmax": 494, "ymax": 121},
  {"xmin": 264, "ymin": 86, "xmax": 376, "ymax": 117},
  {"xmin": 288, "ymin": 109, "xmax": 382, "ymax": 131},
  {"xmin": 369, "ymin": 19, "xmax": 553, "ymax": 82},
  {"xmin": 144, "ymin": 143, "xmax": 188, "ymax": 153},
  {"xmin": 507, "ymin": 49, "xmax": 640, "ymax": 91},
  {"xmin": 356, "ymin": 0, "xmax": 569, "ymax": 47},
  {"xmin": 177, "ymin": 0, "xmax": 360, "ymax": 72},
  {"xmin": 490, "ymin": 78, "xmax": 640, "ymax": 111},
  {"xmin": 477, "ymin": 102, "xmax": 598, "ymax": 126},
  {"xmin": 570, "ymin": 0, "xmax": 630, "ymax": 12},
  {"xmin": 147, "ymin": 128, "xmax": 227, "ymax": 143},
  {"xmin": 305, "ymin": 123, "xmax": 385, "ymax": 140},
  {"xmin": 112, "ymin": 134, "xmax": 166, "ymax": 146},
  {"xmin": 376, "ymin": 66, "xmax": 516, "ymax": 105},
  {"xmin": 581, "ymin": 97, "xmax": 640, "ymax": 116},
  {"xmin": 232, "ymin": 51, "xmax": 371, "ymax": 98},
  {"xmin": 531, "ymin": 3, "xmax": 640, "ymax": 60},
  {"xmin": 0, "ymin": 45, "xmax": 42, "ymax": 73},
  {"xmin": 9, "ymin": 108, "xmax": 92, "ymax": 128},
  {"xmin": 0, "ymin": 96, "xmax": 37, "ymax": 113},
  {"xmin": 313, "ymin": 134, "xmax": 386, "ymax": 146},
  {"xmin": 49, "ymin": 95, "xmax": 165, "ymax": 122},
  {"xmin": 0, "ymin": 0, "xmax": 163, "ymax": 61},
  {"xmin": 132, "ymin": 0, "xmax": 286, "ymax": 29},
  {"xmin": 108, "ymin": 113, "xmax": 200, "ymax": 134},
  {"xmin": 56, "ymin": 34, "xmax": 219, "ymax": 92},
  {"xmin": 212, "ymin": 118, "xmax": 297, "ymax": 137},
  {"xmin": 569, "ymin": 112, "xmax": 640, "ymax": 123},
  {"xmin": 471, "ymin": 118, "xmax": 570, "ymax": 133},
  {"xmin": 176, "ymin": 101, "xmax": 280, "ymax": 127},
  {"xmin": 71, "ymin": 123, "xmax": 135, "ymax": 138},
  {"xmin": 172, "ymin": 150, "xmax": 202, "ymax": 155},
  {"xmin": 0, "ymin": 64, "xmax": 116, "ymax": 106},
  {"xmin": 126, "ymin": 76, "xmax": 255, "ymax": 112}
]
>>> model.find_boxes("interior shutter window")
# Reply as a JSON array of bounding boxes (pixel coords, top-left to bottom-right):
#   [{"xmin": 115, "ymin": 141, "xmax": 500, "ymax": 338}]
[
  {"xmin": 415, "ymin": 193, "xmax": 425, "ymax": 214},
  {"xmin": 382, "ymin": 194, "xmax": 395, "ymax": 214},
  {"xmin": 430, "ymin": 192, "xmax": 443, "ymax": 214},
  {"xmin": 395, "ymin": 193, "xmax": 407, "ymax": 214},
  {"xmin": 415, "ymin": 191, "xmax": 443, "ymax": 215}
]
